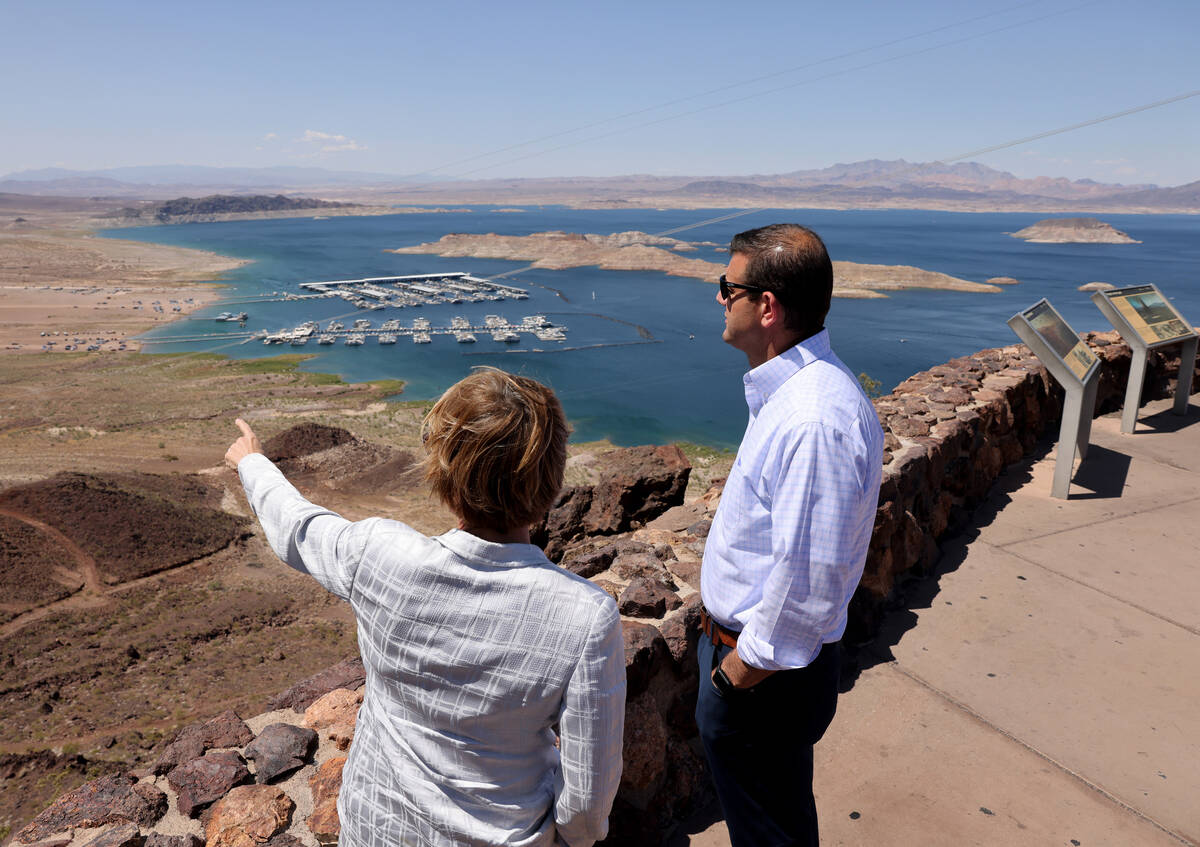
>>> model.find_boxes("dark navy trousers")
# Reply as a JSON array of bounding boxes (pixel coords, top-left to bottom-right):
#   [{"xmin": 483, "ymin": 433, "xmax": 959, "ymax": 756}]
[{"xmin": 695, "ymin": 635, "xmax": 841, "ymax": 847}]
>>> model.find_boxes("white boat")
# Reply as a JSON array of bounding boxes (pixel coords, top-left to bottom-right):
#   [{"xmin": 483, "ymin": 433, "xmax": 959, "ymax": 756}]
[
  {"xmin": 455, "ymin": 331, "xmax": 477, "ymax": 343},
  {"xmin": 484, "ymin": 315, "xmax": 506, "ymax": 328},
  {"xmin": 317, "ymin": 334, "xmax": 335, "ymax": 345},
  {"xmin": 345, "ymin": 334, "xmax": 365, "ymax": 346},
  {"xmin": 491, "ymin": 329, "xmax": 520, "ymax": 343},
  {"xmin": 412, "ymin": 317, "xmax": 431, "ymax": 330},
  {"xmin": 352, "ymin": 319, "xmax": 371, "ymax": 330},
  {"xmin": 378, "ymin": 334, "xmax": 397, "ymax": 345},
  {"xmin": 290, "ymin": 336, "xmax": 309, "ymax": 346},
  {"xmin": 381, "ymin": 319, "xmax": 401, "ymax": 331},
  {"xmin": 413, "ymin": 332, "xmax": 432, "ymax": 344},
  {"xmin": 326, "ymin": 320, "xmax": 344, "ymax": 331},
  {"xmin": 450, "ymin": 316, "xmax": 470, "ymax": 329}
]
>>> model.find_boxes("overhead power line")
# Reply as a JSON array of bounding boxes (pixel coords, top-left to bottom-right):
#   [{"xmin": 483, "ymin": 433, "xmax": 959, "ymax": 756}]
[{"xmin": 651, "ymin": 90, "xmax": 1200, "ymax": 239}]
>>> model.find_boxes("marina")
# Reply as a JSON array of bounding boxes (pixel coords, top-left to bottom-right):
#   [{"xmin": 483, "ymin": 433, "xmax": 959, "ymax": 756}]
[{"xmin": 139, "ymin": 314, "xmax": 567, "ymax": 347}]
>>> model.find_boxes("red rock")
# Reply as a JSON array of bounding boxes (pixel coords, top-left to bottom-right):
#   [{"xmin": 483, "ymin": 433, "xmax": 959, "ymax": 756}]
[
  {"xmin": 144, "ymin": 835, "xmax": 203, "ymax": 847},
  {"xmin": 205, "ymin": 785, "xmax": 294, "ymax": 847},
  {"xmin": 557, "ymin": 541, "xmax": 617, "ymax": 578},
  {"xmin": 659, "ymin": 594, "xmax": 702, "ymax": 666},
  {"xmin": 16, "ymin": 775, "xmax": 166, "ymax": 842},
  {"xmin": 619, "ymin": 579, "xmax": 681, "ymax": 619},
  {"xmin": 242, "ymin": 723, "xmax": 317, "ymax": 783},
  {"xmin": 303, "ymin": 689, "xmax": 362, "ymax": 752},
  {"xmin": 268, "ymin": 657, "xmax": 365, "ymax": 712},
  {"xmin": 80, "ymin": 824, "xmax": 142, "ymax": 847},
  {"xmin": 622, "ymin": 621, "xmax": 669, "ymax": 699},
  {"xmin": 664, "ymin": 555, "xmax": 701, "ymax": 590},
  {"xmin": 167, "ymin": 750, "xmax": 251, "ymax": 817},
  {"xmin": 307, "ymin": 756, "xmax": 346, "ymax": 845},
  {"xmin": 619, "ymin": 692, "xmax": 667, "ymax": 794},
  {"xmin": 611, "ymin": 553, "xmax": 676, "ymax": 589},
  {"xmin": 153, "ymin": 710, "xmax": 253, "ymax": 776},
  {"xmin": 584, "ymin": 445, "xmax": 690, "ymax": 535},
  {"xmin": 592, "ymin": 578, "xmax": 623, "ymax": 602}
]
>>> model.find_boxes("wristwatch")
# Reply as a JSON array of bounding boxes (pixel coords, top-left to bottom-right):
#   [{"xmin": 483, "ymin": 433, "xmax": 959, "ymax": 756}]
[{"xmin": 712, "ymin": 665, "xmax": 738, "ymax": 697}]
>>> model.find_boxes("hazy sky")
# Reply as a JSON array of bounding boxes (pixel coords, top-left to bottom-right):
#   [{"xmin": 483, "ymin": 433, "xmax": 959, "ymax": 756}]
[{"xmin": 4, "ymin": 0, "xmax": 1197, "ymax": 185}]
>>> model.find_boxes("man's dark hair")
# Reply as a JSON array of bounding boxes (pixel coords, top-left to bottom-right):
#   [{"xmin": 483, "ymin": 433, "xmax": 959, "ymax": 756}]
[{"xmin": 730, "ymin": 223, "xmax": 833, "ymax": 338}]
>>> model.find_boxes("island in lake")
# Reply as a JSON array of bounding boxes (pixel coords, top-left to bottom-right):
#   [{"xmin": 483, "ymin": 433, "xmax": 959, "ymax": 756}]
[
  {"xmin": 388, "ymin": 230, "xmax": 1001, "ymax": 299},
  {"xmin": 1010, "ymin": 217, "xmax": 1140, "ymax": 244}
]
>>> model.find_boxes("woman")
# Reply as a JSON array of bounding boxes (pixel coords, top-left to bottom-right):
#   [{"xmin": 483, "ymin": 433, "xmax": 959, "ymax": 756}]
[{"xmin": 225, "ymin": 368, "xmax": 624, "ymax": 847}]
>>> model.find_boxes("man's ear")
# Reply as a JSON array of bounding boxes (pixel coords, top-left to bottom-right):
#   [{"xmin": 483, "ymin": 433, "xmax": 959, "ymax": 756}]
[{"xmin": 758, "ymin": 290, "xmax": 784, "ymax": 329}]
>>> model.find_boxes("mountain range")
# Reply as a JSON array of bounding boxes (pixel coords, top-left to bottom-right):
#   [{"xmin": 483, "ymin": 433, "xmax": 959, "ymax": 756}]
[{"xmin": 1, "ymin": 160, "xmax": 1196, "ymax": 212}]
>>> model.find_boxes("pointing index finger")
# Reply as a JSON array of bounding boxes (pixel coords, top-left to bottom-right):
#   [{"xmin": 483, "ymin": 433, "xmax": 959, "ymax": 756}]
[{"xmin": 235, "ymin": 418, "xmax": 255, "ymax": 438}]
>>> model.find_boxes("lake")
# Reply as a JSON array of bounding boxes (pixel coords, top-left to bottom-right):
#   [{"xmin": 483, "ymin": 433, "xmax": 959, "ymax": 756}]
[{"xmin": 109, "ymin": 207, "xmax": 1200, "ymax": 448}]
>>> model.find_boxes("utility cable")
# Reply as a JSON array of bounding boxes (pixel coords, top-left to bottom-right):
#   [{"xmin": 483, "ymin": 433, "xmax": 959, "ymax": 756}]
[
  {"xmin": 444, "ymin": 0, "xmax": 1103, "ymax": 181},
  {"xmin": 410, "ymin": 0, "xmax": 1047, "ymax": 178},
  {"xmin": 652, "ymin": 89, "xmax": 1200, "ymax": 239}
]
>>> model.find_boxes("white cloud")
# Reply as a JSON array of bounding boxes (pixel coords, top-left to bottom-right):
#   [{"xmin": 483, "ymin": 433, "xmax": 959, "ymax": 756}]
[{"xmin": 296, "ymin": 129, "xmax": 367, "ymax": 154}]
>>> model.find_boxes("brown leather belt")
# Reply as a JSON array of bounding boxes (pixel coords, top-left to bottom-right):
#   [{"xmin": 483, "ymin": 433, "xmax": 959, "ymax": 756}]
[{"xmin": 700, "ymin": 608, "xmax": 740, "ymax": 649}]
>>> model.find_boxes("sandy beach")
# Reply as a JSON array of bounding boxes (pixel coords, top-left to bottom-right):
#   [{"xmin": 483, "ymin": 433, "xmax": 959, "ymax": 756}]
[{"xmin": 0, "ymin": 230, "xmax": 248, "ymax": 353}]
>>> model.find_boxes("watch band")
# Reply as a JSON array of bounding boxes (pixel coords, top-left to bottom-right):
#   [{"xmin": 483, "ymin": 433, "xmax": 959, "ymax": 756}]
[{"xmin": 712, "ymin": 665, "xmax": 738, "ymax": 697}]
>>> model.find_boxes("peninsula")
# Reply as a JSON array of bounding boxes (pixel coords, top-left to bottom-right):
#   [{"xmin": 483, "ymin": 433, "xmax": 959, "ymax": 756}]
[
  {"xmin": 388, "ymin": 230, "xmax": 1002, "ymax": 298},
  {"xmin": 1010, "ymin": 217, "xmax": 1140, "ymax": 244}
]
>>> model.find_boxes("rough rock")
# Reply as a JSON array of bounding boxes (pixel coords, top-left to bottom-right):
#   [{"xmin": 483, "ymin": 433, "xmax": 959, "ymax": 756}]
[
  {"xmin": 81, "ymin": 825, "xmax": 143, "ymax": 847},
  {"xmin": 22, "ymin": 837, "xmax": 72, "ymax": 847},
  {"xmin": 618, "ymin": 579, "xmax": 681, "ymax": 619},
  {"xmin": 585, "ymin": 445, "xmax": 691, "ymax": 535},
  {"xmin": 533, "ymin": 446, "xmax": 690, "ymax": 559},
  {"xmin": 659, "ymin": 594, "xmax": 703, "ymax": 666},
  {"xmin": 557, "ymin": 541, "xmax": 617, "ymax": 578},
  {"xmin": 622, "ymin": 621, "xmax": 670, "ymax": 699},
  {"xmin": 17, "ymin": 775, "xmax": 167, "ymax": 842},
  {"xmin": 663, "ymin": 555, "xmax": 701, "ymax": 589},
  {"xmin": 167, "ymin": 750, "xmax": 251, "ymax": 817},
  {"xmin": 611, "ymin": 553, "xmax": 675, "ymax": 589},
  {"xmin": 592, "ymin": 579, "xmax": 623, "ymax": 602},
  {"xmin": 243, "ymin": 724, "xmax": 317, "ymax": 783},
  {"xmin": 143, "ymin": 836, "xmax": 203, "ymax": 847},
  {"xmin": 205, "ymin": 785, "xmax": 294, "ymax": 847},
  {"xmin": 307, "ymin": 756, "xmax": 346, "ymax": 846},
  {"xmin": 303, "ymin": 688, "xmax": 361, "ymax": 752},
  {"xmin": 153, "ymin": 710, "xmax": 254, "ymax": 776},
  {"xmin": 619, "ymin": 692, "xmax": 667, "ymax": 793},
  {"xmin": 267, "ymin": 657, "xmax": 365, "ymax": 712}
]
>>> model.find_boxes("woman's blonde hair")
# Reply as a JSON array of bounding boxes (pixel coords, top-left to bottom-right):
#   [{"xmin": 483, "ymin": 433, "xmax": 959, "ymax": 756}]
[{"xmin": 421, "ymin": 368, "xmax": 568, "ymax": 531}]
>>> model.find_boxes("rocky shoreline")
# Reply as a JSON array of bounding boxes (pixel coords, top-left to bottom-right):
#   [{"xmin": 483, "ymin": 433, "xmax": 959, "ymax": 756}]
[
  {"xmin": 389, "ymin": 230, "xmax": 1002, "ymax": 298},
  {"xmin": 1010, "ymin": 217, "xmax": 1140, "ymax": 244}
]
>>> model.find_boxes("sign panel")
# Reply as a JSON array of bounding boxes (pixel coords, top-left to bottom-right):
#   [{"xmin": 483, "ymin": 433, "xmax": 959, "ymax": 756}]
[
  {"xmin": 1104, "ymin": 284, "xmax": 1195, "ymax": 346},
  {"xmin": 1023, "ymin": 300, "xmax": 1097, "ymax": 381}
]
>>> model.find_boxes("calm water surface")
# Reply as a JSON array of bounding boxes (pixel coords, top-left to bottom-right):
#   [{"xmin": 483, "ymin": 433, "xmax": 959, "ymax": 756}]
[{"xmin": 108, "ymin": 208, "xmax": 1200, "ymax": 448}]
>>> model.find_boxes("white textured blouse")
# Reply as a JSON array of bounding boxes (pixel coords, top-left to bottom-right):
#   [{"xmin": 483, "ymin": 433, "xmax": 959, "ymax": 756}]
[{"xmin": 238, "ymin": 453, "xmax": 625, "ymax": 847}]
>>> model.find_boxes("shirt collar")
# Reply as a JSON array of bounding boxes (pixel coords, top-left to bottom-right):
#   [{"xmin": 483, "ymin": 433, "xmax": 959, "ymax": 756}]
[
  {"xmin": 435, "ymin": 528, "xmax": 551, "ymax": 568},
  {"xmin": 742, "ymin": 329, "xmax": 831, "ymax": 415}
]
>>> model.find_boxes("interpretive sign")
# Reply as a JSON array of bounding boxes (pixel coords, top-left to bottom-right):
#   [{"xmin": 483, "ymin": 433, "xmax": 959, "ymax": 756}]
[
  {"xmin": 1100, "ymin": 285, "xmax": 1195, "ymax": 347},
  {"xmin": 1020, "ymin": 300, "xmax": 1099, "ymax": 382},
  {"xmin": 1091, "ymin": 284, "xmax": 1198, "ymax": 433},
  {"xmin": 1008, "ymin": 299, "xmax": 1100, "ymax": 498}
]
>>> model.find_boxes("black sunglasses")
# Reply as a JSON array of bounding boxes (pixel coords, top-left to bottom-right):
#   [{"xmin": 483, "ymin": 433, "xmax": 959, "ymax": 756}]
[{"xmin": 718, "ymin": 275, "xmax": 768, "ymax": 301}]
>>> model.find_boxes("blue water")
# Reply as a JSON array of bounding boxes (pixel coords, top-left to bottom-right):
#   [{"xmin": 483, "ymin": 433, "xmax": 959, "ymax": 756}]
[{"xmin": 108, "ymin": 208, "xmax": 1200, "ymax": 448}]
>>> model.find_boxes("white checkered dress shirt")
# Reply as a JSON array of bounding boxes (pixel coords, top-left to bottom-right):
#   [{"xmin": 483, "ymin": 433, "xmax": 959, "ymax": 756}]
[
  {"xmin": 239, "ymin": 454, "xmax": 625, "ymax": 847},
  {"xmin": 701, "ymin": 330, "xmax": 884, "ymax": 670}
]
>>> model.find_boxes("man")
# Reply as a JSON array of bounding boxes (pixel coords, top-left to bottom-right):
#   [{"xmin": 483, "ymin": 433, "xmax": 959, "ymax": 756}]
[{"xmin": 697, "ymin": 223, "xmax": 884, "ymax": 846}]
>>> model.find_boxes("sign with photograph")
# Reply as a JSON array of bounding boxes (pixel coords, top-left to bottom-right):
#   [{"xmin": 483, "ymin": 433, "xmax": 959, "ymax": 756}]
[
  {"xmin": 1023, "ymin": 300, "xmax": 1097, "ymax": 381},
  {"xmin": 1103, "ymin": 284, "xmax": 1195, "ymax": 346}
]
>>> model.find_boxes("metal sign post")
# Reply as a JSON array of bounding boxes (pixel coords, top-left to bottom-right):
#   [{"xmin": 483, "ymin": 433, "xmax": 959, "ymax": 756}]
[
  {"xmin": 1008, "ymin": 300, "xmax": 1101, "ymax": 499},
  {"xmin": 1090, "ymin": 284, "xmax": 1198, "ymax": 433}
]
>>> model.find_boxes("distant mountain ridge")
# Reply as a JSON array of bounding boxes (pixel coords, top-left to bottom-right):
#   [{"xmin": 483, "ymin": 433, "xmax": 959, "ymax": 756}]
[{"xmin": 2, "ymin": 159, "xmax": 1195, "ymax": 212}]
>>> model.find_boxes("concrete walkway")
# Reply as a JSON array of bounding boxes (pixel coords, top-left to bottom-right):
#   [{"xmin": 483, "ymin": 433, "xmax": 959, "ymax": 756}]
[{"xmin": 674, "ymin": 393, "xmax": 1199, "ymax": 846}]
